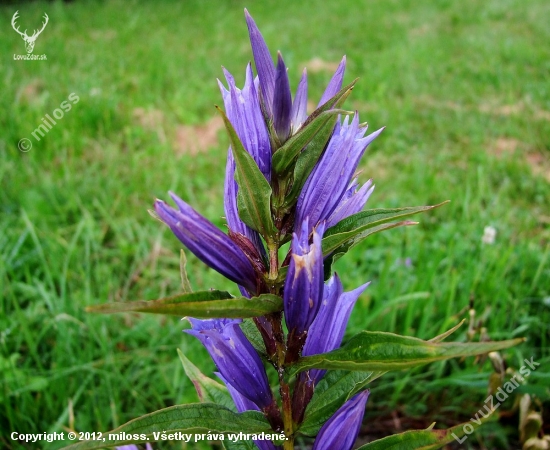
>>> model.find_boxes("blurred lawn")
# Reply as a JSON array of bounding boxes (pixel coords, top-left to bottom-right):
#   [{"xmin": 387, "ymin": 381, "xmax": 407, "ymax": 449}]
[{"xmin": 1, "ymin": 0, "xmax": 549, "ymax": 449}]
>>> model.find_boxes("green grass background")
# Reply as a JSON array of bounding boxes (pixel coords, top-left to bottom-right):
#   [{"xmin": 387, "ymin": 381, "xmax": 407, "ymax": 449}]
[{"xmin": 1, "ymin": 0, "xmax": 549, "ymax": 448}]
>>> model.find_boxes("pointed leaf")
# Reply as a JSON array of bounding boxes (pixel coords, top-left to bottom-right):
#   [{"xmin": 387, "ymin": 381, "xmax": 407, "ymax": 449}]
[
  {"xmin": 86, "ymin": 291, "xmax": 283, "ymax": 319},
  {"xmin": 299, "ymin": 370, "xmax": 384, "ymax": 436},
  {"xmin": 272, "ymin": 109, "xmax": 350, "ymax": 175},
  {"xmin": 289, "ymin": 331, "xmax": 524, "ymax": 376},
  {"xmin": 356, "ymin": 420, "xmax": 488, "ymax": 450},
  {"xmin": 321, "ymin": 203, "xmax": 449, "ymax": 267},
  {"xmin": 63, "ymin": 403, "xmax": 272, "ymax": 450},
  {"xmin": 324, "ymin": 203, "xmax": 449, "ymax": 241},
  {"xmin": 298, "ymin": 322, "xmax": 473, "ymax": 437},
  {"xmin": 177, "ymin": 349, "xmax": 235, "ymax": 410},
  {"xmin": 217, "ymin": 106, "xmax": 276, "ymax": 239},
  {"xmin": 323, "ymin": 220, "xmax": 418, "ymax": 257}
]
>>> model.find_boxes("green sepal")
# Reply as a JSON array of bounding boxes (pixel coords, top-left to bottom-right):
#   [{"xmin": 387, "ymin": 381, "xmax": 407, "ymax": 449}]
[
  {"xmin": 217, "ymin": 106, "xmax": 277, "ymax": 240},
  {"xmin": 86, "ymin": 291, "xmax": 283, "ymax": 318},
  {"xmin": 62, "ymin": 403, "xmax": 272, "ymax": 450},
  {"xmin": 289, "ymin": 331, "xmax": 523, "ymax": 376}
]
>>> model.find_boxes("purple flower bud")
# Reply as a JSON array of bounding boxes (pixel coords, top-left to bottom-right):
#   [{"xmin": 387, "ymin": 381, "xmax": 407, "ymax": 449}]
[
  {"xmin": 291, "ymin": 69, "xmax": 308, "ymax": 133},
  {"xmin": 284, "ymin": 219, "xmax": 325, "ymax": 338},
  {"xmin": 185, "ymin": 318, "xmax": 274, "ymax": 410},
  {"xmin": 245, "ymin": 9, "xmax": 275, "ymax": 117},
  {"xmin": 303, "ymin": 274, "xmax": 370, "ymax": 383},
  {"xmin": 273, "ymin": 52, "xmax": 292, "ymax": 142},
  {"xmin": 317, "ymin": 56, "xmax": 346, "ymax": 108},
  {"xmin": 155, "ymin": 193, "xmax": 257, "ymax": 293},
  {"xmin": 296, "ymin": 115, "xmax": 383, "ymax": 234},
  {"xmin": 312, "ymin": 390, "xmax": 370, "ymax": 450}
]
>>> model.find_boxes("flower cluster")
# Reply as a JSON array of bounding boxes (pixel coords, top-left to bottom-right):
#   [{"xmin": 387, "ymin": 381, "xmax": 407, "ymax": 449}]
[{"xmin": 154, "ymin": 10, "xmax": 383, "ymax": 450}]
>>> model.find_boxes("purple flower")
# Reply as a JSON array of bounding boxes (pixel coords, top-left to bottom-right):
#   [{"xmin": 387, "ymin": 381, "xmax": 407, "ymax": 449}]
[
  {"xmin": 218, "ymin": 64, "xmax": 271, "ymax": 182},
  {"xmin": 273, "ymin": 52, "xmax": 292, "ymax": 142},
  {"xmin": 245, "ymin": 10, "xmax": 347, "ymax": 139},
  {"xmin": 303, "ymin": 274, "xmax": 370, "ymax": 383},
  {"xmin": 220, "ymin": 66, "xmax": 270, "ymax": 265},
  {"xmin": 154, "ymin": 192, "xmax": 257, "ymax": 293},
  {"xmin": 245, "ymin": 9, "xmax": 276, "ymax": 118},
  {"xmin": 284, "ymin": 219, "xmax": 325, "ymax": 338},
  {"xmin": 326, "ymin": 178, "xmax": 375, "ymax": 229},
  {"xmin": 185, "ymin": 318, "xmax": 274, "ymax": 410},
  {"xmin": 296, "ymin": 115, "xmax": 383, "ymax": 234},
  {"xmin": 316, "ymin": 56, "xmax": 346, "ymax": 108},
  {"xmin": 291, "ymin": 69, "xmax": 308, "ymax": 132},
  {"xmin": 312, "ymin": 390, "xmax": 370, "ymax": 450}
]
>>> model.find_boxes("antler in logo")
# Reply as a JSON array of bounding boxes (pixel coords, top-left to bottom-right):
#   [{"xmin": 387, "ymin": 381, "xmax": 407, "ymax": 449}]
[{"xmin": 11, "ymin": 11, "xmax": 49, "ymax": 54}]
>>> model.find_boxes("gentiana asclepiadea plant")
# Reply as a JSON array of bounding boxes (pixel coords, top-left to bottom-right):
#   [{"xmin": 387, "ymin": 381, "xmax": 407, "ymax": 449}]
[{"xmin": 70, "ymin": 9, "xmax": 523, "ymax": 450}]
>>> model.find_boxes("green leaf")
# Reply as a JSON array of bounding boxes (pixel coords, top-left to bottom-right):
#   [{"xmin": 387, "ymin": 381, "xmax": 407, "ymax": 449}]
[
  {"xmin": 289, "ymin": 331, "xmax": 523, "ymax": 376},
  {"xmin": 177, "ymin": 349, "xmax": 234, "ymax": 410},
  {"xmin": 299, "ymin": 370, "xmax": 384, "ymax": 436},
  {"xmin": 283, "ymin": 80, "xmax": 358, "ymax": 209},
  {"xmin": 298, "ymin": 322, "xmax": 468, "ymax": 436},
  {"xmin": 86, "ymin": 291, "xmax": 283, "ymax": 318},
  {"xmin": 324, "ymin": 203, "xmax": 449, "ymax": 238},
  {"xmin": 240, "ymin": 319, "xmax": 268, "ymax": 357},
  {"xmin": 62, "ymin": 403, "xmax": 272, "ymax": 450},
  {"xmin": 321, "ymin": 203, "xmax": 449, "ymax": 267},
  {"xmin": 356, "ymin": 420, "xmax": 487, "ymax": 449},
  {"xmin": 272, "ymin": 109, "xmax": 350, "ymax": 175},
  {"xmin": 323, "ymin": 220, "xmax": 418, "ymax": 257},
  {"xmin": 217, "ymin": 106, "xmax": 276, "ymax": 239},
  {"xmin": 223, "ymin": 439, "xmax": 258, "ymax": 450}
]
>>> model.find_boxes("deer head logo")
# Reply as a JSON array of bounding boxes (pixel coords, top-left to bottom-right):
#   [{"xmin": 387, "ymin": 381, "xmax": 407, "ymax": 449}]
[{"xmin": 11, "ymin": 11, "xmax": 49, "ymax": 54}]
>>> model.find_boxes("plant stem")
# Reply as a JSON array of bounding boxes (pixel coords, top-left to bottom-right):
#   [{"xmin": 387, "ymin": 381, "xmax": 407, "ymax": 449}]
[
  {"xmin": 268, "ymin": 240, "xmax": 279, "ymax": 283},
  {"xmin": 280, "ymin": 376, "xmax": 295, "ymax": 449}
]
